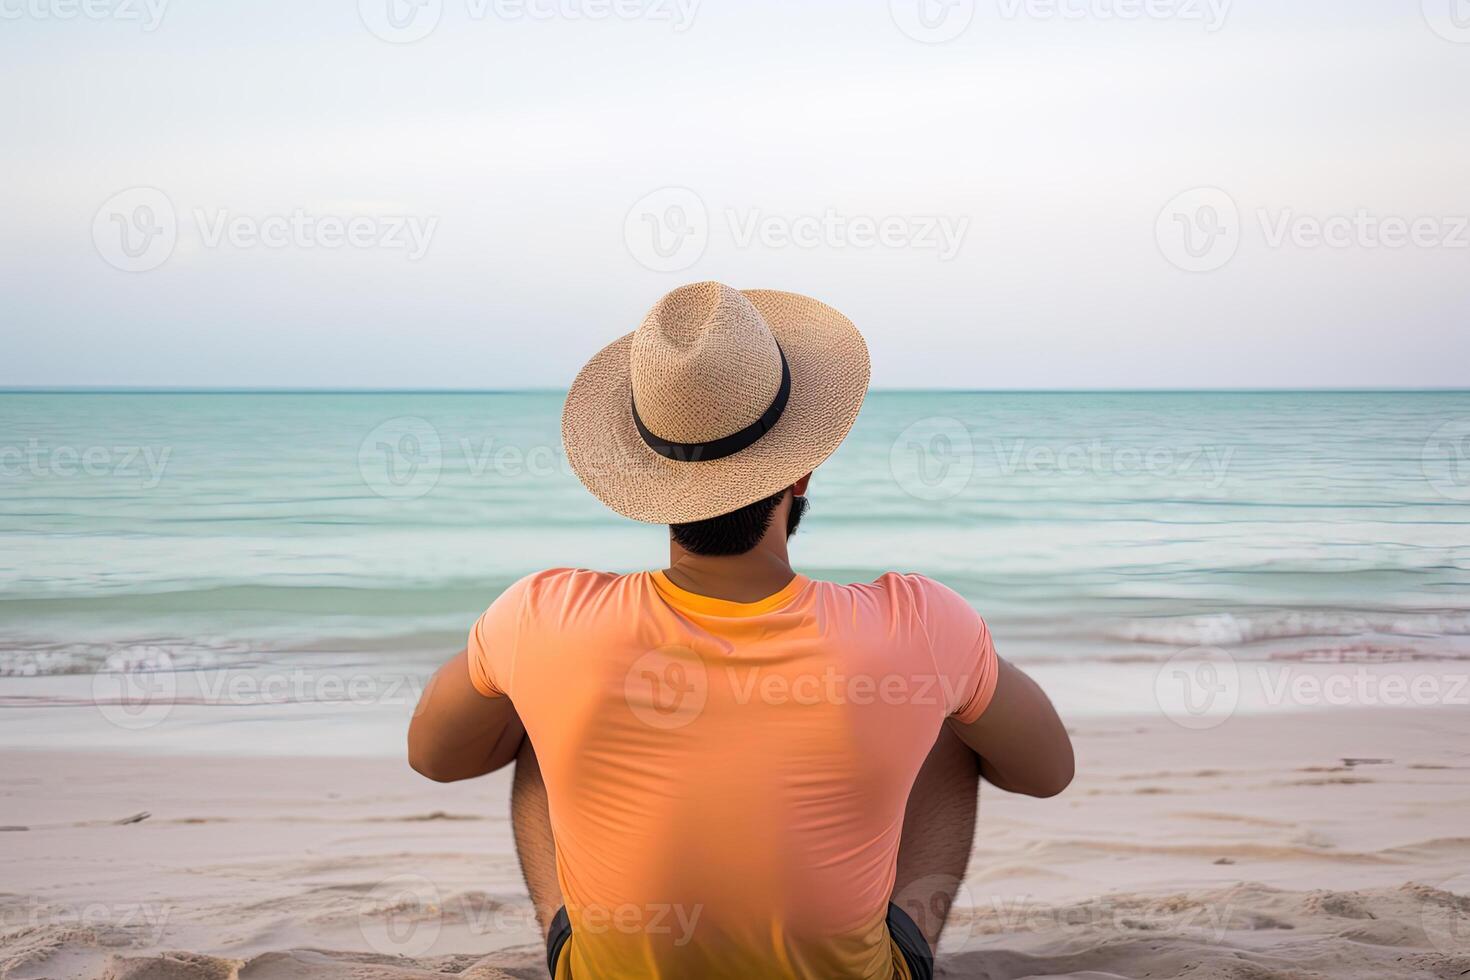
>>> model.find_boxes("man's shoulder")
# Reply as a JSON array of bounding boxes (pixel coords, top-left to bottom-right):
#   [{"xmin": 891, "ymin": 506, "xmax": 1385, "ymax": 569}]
[
  {"xmin": 843, "ymin": 571, "xmax": 961, "ymax": 604},
  {"xmin": 505, "ymin": 567, "xmax": 631, "ymax": 606},
  {"xmin": 835, "ymin": 572, "xmax": 980, "ymax": 630}
]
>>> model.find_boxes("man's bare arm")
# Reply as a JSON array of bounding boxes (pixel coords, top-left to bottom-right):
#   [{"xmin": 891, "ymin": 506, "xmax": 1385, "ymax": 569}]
[
  {"xmin": 948, "ymin": 658, "xmax": 1074, "ymax": 798},
  {"xmin": 407, "ymin": 649, "xmax": 524, "ymax": 783}
]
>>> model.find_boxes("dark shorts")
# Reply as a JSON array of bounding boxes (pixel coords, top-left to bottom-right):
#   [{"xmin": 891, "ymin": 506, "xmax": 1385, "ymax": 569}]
[{"xmin": 545, "ymin": 902, "xmax": 934, "ymax": 979}]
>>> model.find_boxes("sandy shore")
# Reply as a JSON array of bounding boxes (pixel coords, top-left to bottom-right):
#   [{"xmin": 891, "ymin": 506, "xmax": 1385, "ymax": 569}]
[{"xmin": 2, "ymin": 707, "xmax": 1468, "ymax": 980}]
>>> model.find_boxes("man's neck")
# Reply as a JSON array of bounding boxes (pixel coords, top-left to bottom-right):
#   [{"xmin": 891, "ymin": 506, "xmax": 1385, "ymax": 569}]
[
  {"xmin": 663, "ymin": 550, "xmax": 797, "ymax": 604},
  {"xmin": 664, "ymin": 501, "xmax": 797, "ymax": 603}
]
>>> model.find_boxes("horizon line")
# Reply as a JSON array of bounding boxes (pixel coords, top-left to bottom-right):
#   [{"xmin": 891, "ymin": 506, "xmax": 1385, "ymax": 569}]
[{"xmin": 1, "ymin": 386, "xmax": 1467, "ymax": 396}]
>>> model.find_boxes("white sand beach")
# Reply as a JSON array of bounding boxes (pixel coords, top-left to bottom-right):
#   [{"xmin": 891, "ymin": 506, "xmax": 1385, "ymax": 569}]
[{"xmin": 3, "ymin": 706, "xmax": 1467, "ymax": 980}]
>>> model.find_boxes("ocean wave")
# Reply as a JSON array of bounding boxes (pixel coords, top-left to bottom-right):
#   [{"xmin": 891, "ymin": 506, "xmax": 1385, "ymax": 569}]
[
  {"xmin": 0, "ymin": 581, "xmax": 508, "ymax": 615},
  {"xmin": 0, "ymin": 627, "xmax": 462, "ymax": 678},
  {"xmin": 1111, "ymin": 609, "xmax": 1470, "ymax": 648},
  {"xmin": 0, "ymin": 641, "xmax": 245, "ymax": 678},
  {"xmin": 1012, "ymin": 644, "xmax": 1470, "ymax": 666}
]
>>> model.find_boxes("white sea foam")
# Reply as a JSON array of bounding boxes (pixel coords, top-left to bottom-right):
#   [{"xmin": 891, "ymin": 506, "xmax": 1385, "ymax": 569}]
[
  {"xmin": 1112, "ymin": 610, "xmax": 1470, "ymax": 648},
  {"xmin": 0, "ymin": 642, "xmax": 234, "ymax": 678}
]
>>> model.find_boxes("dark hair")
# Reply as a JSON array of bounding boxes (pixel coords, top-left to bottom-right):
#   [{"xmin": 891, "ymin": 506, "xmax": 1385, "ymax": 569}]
[{"xmin": 670, "ymin": 490, "xmax": 809, "ymax": 557}]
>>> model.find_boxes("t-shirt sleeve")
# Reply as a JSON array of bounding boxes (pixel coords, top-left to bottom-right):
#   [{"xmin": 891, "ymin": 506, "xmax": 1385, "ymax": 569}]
[
  {"xmin": 910, "ymin": 575, "xmax": 1000, "ymax": 724},
  {"xmin": 466, "ymin": 574, "xmax": 537, "ymax": 699}
]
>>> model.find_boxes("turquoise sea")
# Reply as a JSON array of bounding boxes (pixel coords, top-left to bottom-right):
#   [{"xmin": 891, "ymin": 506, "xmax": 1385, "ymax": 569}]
[{"xmin": 2, "ymin": 391, "xmax": 1468, "ymax": 751}]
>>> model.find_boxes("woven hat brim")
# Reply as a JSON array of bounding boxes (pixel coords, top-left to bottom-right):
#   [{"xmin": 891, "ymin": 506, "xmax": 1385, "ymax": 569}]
[{"xmin": 562, "ymin": 289, "xmax": 871, "ymax": 525}]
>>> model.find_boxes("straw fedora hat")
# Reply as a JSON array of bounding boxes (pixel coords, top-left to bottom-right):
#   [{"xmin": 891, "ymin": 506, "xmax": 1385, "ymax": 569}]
[{"xmin": 562, "ymin": 282, "xmax": 870, "ymax": 524}]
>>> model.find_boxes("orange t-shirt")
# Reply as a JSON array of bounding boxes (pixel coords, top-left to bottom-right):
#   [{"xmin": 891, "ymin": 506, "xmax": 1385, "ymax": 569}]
[{"xmin": 467, "ymin": 569, "xmax": 999, "ymax": 980}]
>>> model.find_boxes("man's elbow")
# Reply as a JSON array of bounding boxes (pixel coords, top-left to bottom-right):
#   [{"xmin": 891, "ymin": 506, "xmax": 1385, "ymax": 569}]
[
  {"xmin": 1028, "ymin": 752, "xmax": 1075, "ymax": 799},
  {"xmin": 408, "ymin": 738, "xmax": 519, "ymax": 783},
  {"xmin": 409, "ymin": 755, "xmax": 459, "ymax": 783},
  {"xmin": 407, "ymin": 741, "xmax": 471, "ymax": 783},
  {"xmin": 1027, "ymin": 770, "xmax": 1073, "ymax": 798}
]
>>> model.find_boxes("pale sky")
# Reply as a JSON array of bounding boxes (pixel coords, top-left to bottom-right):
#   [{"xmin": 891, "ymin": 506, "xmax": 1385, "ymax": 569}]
[{"xmin": 2, "ymin": 0, "xmax": 1467, "ymax": 388}]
